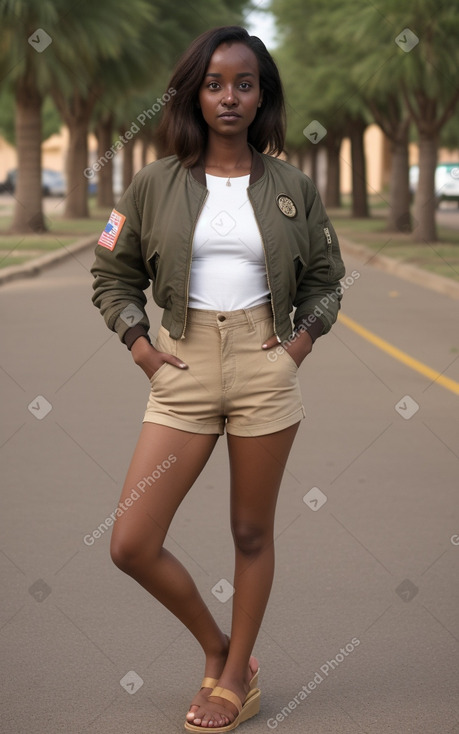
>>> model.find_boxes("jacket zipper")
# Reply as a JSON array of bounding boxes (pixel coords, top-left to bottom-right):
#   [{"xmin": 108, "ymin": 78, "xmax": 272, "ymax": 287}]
[
  {"xmin": 248, "ymin": 189, "xmax": 279, "ymax": 340},
  {"xmin": 181, "ymin": 189, "xmax": 209, "ymax": 338}
]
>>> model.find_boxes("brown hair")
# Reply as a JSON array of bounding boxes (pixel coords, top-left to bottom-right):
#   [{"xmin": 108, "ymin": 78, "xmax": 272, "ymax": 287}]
[{"xmin": 156, "ymin": 26, "xmax": 286, "ymax": 167}]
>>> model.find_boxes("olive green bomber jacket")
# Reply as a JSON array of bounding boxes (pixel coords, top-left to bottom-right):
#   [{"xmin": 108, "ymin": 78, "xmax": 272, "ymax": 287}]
[{"xmin": 91, "ymin": 148, "xmax": 345, "ymax": 348}]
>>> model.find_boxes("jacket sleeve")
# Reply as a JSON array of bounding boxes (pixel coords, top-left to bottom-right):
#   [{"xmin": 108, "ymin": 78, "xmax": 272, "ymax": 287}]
[
  {"xmin": 293, "ymin": 185, "xmax": 345, "ymax": 341},
  {"xmin": 90, "ymin": 179, "xmax": 151, "ymax": 349}
]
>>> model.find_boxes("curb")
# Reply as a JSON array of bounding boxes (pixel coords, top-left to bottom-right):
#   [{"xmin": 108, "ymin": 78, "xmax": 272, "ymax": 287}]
[
  {"xmin": 0, "ymin": 234, "xmax": 98, "ymax": 286},
  {"xmin": 339, "ymin": 236, "xmax": 459, "ymax": 300}
]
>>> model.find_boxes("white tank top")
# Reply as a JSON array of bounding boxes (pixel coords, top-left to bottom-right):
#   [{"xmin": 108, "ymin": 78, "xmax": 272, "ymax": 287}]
[{"xmin": 188, "ymin": 173, "xmax": 270, "ymax": 310}]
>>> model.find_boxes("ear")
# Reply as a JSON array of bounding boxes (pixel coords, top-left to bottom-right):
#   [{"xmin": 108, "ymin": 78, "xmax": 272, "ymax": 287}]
[{"xmin": 258, "ymin": 90, "xmax": 264, "ymax": 108}]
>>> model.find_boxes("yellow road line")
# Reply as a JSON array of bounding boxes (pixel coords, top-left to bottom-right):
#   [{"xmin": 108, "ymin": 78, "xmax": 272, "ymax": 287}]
[{"xmin": 338, "ymin": 312, "xmax": 459, "ymax": 396}]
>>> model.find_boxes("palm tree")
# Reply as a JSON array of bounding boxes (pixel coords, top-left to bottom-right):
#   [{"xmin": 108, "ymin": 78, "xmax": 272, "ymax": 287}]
[
  {"xmin": 0, "ymin": 0, "xmax": 60, "ymax": 233},
  {"xmin": 90, "ymin": 0, "xmax": 248, "ymax": 205},
  {"xmin": 1, "ymin": 0, "xmax": 249, "ymax": 230},
  {"xmin": 272, "ymin": 0, "xmax": 370, "ymax": 215},
  {"xmin": 0, "ymin": 0, "xmax": 153, "ymax": 227},
  {"xmin": 49, "ymin": 0, "xmax": 156, "ymax": 218},
  {"xmin": 334, "ymin": 0, "xmax": 459, "ymax": 242}
]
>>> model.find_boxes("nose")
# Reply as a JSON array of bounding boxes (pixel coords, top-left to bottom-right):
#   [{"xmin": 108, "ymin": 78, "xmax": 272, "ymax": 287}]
[{"xmin": 221, "ymin": 86, "xmax": 237, "ymax": 106}]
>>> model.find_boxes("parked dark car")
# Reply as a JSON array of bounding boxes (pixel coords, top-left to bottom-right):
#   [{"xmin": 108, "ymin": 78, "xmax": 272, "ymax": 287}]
[{"xmin": 0, "ymin": 168, "xmax": 66, "ymax": 196}]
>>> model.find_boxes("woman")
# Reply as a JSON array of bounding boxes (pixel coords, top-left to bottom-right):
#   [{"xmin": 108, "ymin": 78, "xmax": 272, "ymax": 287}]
[{"xmin": 91, "ymin": 25, "xmax": 345, "ymax": 731}]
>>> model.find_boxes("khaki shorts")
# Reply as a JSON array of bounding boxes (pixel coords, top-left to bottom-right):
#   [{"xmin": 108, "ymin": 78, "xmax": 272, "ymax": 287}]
[{"xmin": 143, "ymin": 303, "xmax": 305, "ymax": 436}]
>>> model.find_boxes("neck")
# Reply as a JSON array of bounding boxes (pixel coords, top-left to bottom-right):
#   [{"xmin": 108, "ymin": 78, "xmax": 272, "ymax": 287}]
[{"xmin": 204, "ymin": 133, "xmax": 251, "ymax": 171}]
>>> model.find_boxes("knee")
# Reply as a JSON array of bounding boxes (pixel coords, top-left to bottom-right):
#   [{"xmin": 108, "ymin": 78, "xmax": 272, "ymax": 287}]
[
  {"xmin": 231, "ymin": 522, "xmax": 272, "ymax": 556},
  {"xmin": 110, "ymin": 532, "xmax": 149, "ymax": 575}
]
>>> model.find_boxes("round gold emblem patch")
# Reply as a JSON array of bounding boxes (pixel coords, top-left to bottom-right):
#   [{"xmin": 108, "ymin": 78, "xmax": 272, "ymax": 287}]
[{"xmin": 276, "ymin": 194, "xmax": 297, "ymax": 218}]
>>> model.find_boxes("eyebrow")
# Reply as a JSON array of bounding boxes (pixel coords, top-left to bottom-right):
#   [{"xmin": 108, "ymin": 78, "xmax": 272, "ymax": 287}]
[{"xmin": 205, "ymin": 72, "xmax": 255, "ymax": 78}]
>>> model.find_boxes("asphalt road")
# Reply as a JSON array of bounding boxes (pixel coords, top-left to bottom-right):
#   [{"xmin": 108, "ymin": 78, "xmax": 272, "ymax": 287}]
[
  {"xmin": 437, "ymin": 205, "xmax": 459, "ymax": 230},
  {"xmin": 1, "ymin": 243, "xmax": 458, "ymax": 734}
]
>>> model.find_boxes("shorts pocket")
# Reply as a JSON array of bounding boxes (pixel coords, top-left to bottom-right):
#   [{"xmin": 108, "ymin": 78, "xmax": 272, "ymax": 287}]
[
  {"xmin": 149, "ymin": 361, "xmax": 170, "ymax": 384},
  {"xmin": 281, "ymin": 346, "xmax": 299, "ymax": 370},
  {"xmin": 154, "ymin": 325, "xmax": 177, "ymax": 356},
  {"xmin": 264, "ymin": 343, "xmax": 298, "ymax": 373}
]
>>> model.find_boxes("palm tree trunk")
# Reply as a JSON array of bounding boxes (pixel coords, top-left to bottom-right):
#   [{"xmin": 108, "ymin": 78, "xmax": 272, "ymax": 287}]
[
  {"xmin": 53, "ymin": 91, "xmax": 96, "ymax": 218},
  {"xmin": 95, "ymin": 114, "xmax": 114, "ymax": 208},
  {"xmin": 296, "ymin": 148, "xmax": 305, "ymax": 173},
  {"xmin": 325, "ymin": 131, "xmax": 342, "ymax": 208},
  {"xmin": 413, "ymin": 133, "xmax": 438, "ymax": 242},
  {"xmin": 11, "ymin": 84, "xmax": 46, "ymax": 233},
  {"xmin": 387, "ymin": 130, "xmax": 411, "ymax": 232},
  {"xmin": 349, "ymin": 118, "xmax": 369, "ymax": 218},
  {"xmin": 141, "ymin": 136, "xmax": 149, "ymax": 168},
  {"xmin": 307, "ymin": 145, "xmax": 318, "ymax": 183},
  {"xmin": 121, "ymin": 127, "xmax": 135, "ymax": 192},
  {"xmin": 65, "ymin": 119, "xmax": 90, "ymax": 218}
]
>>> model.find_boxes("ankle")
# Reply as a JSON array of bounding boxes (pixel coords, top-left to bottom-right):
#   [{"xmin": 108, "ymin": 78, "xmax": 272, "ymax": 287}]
[
  {"xmin": 206, "ymin": 632, "xmax": 229, "ymax": 659},
  {"xmin": 201, "ymin": 633, "xmax": 229, "ymax": 679},
  {"xmin": 217, "ymin": 669, "xmax": 247, "ymax": 694}
]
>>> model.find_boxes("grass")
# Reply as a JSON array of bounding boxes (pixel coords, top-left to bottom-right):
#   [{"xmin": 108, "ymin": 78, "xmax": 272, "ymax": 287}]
[
  {"xmin": 0, "ymin": 198, "xmax": 111, "ymax": 269},
  {"xmin": 331, "ymin": 201, "xmax": 459, "ymax": 283},
  {"xmin": 1, "ymin": 255, "xmax": 31, "ymax": 267},
  {"xmin": 1, "ymin": 194, "xmax": 458, "ymax": 282}
]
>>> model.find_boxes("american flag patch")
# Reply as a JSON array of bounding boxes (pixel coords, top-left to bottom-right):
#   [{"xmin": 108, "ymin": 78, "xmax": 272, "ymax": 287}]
[{"xmin": 98, "ymin": 209, "xmax": 126, "ymax": 250}]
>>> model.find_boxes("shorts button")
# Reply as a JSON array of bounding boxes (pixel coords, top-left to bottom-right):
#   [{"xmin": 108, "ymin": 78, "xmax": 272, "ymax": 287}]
[{"xmin": 217, "ymin": 314, "xmax": 226, "ymax": 322}]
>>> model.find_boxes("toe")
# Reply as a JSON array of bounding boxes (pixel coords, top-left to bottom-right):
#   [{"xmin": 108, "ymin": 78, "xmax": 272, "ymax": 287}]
[
  {"xmin": 202, "ymin": 713, "xmax": 217, "ymax": 727},
  {"xmin": 249, "ymin": 654, "xmax": 259, "ymax": 677},
  {"xmin": 188, "ymin": 704, "xmax": 206, "ymax": 725}
]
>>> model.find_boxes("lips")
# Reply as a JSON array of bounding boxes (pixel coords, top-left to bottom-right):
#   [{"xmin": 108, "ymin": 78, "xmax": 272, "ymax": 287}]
[{"xmin": 218, "ymin": 112, "xmax": 241, "ymax": 118}]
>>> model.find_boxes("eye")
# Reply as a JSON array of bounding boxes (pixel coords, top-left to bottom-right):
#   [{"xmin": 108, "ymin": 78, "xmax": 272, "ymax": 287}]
[
  {"xmin": 239, "ymin": 82, "xmax": 252, "ymax": 90},
  {"xmin": 207, "ymin": 82, "xmax": 220, "ymax": 90}
]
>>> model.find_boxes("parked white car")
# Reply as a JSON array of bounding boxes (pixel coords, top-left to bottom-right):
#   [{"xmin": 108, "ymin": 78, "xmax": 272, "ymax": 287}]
[{"xmin": 410, "ymin": 163, "xmax": 459, "ymax": 207}]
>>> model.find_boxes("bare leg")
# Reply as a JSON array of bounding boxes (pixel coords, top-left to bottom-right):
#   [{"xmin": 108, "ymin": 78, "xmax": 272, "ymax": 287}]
[
  {"xmin": 188, "ymin": 422, "xmax": 300, "ymax": 728},
  {"xmin": 110, "ymin": 423, "xmax": 228, "ymax": 673}
]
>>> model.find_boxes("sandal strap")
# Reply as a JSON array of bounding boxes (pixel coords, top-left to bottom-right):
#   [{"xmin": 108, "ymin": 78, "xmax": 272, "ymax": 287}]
[
  {"xmin": 210, "ymin": 686, "xmax": 242, "ymax": 713},
  {"xmin": 200, "ymin": 677, "xmax": 218, "ymax": 689}
]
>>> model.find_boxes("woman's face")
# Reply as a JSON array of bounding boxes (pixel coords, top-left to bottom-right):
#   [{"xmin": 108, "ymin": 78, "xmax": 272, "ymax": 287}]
[{"xmin": 198, "ymin": 42, "xmax": 263, "ymax": 139}]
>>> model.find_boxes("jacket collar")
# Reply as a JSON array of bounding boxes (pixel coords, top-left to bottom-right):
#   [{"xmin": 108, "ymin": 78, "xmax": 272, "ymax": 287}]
[{"xmin": 190, "ymin": 144, "xmax": 265, "ymax": 187}]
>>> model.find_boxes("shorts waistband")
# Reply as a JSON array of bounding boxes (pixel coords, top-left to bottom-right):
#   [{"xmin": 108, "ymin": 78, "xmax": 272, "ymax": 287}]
[{"xmin": 186, "ymin": 302, "xmax": 273, "ymax": 329}]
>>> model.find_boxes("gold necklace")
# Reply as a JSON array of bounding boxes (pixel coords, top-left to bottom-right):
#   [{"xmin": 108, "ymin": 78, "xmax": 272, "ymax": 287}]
[{"xmin": 206, "ymin": 150, "xmax": 252, "ymax": 187}]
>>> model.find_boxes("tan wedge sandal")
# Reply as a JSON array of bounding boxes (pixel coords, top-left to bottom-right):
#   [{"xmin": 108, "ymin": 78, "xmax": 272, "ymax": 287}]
[
  {"xmin": 197, "ymin": 667, "xmax": 259, "ymax": 693},
  {"xmin": 186, "ymin": 668, "xmax": 260, "ymax": 726},
  {"xmin": 184, "ymin": 685, "xmax": 261, "ymax": 732}
]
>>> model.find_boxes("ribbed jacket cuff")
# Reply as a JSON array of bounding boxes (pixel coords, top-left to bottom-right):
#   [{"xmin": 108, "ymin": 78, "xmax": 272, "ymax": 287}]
[
  {"xmin": 294, "ymin": 316, "xmax": 325, "ymax": 343},
  {"xmin": 123, "ymin": 325, "xmax": 151, "ymax": 350}
]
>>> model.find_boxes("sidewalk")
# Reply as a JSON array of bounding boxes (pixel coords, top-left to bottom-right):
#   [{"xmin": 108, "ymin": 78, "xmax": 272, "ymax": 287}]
[
  {"xmin": 0, "ymin": 234, "xmax": 98, "ymax": 285},
  {"xmin": 338, "ymin": 235, "xmax": 459, "ymax": 300},
  {"xmin": 0, "ymin": 194, "xmax": 109, "ymax": 283}
]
